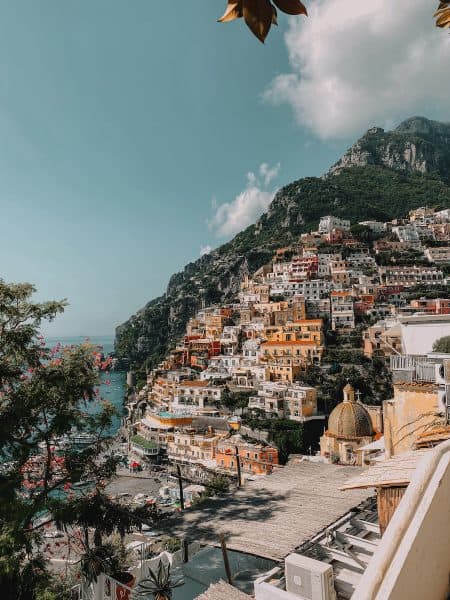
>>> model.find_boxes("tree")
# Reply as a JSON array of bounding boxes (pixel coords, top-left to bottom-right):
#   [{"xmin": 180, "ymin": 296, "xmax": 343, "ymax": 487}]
[
  {"xmin": 218, "ymin": 1, "xmax": 449, "ymax": 44},
  {"xmin": 241, "ymin": 416, "xmax": 306, "ymax": 463},
  {"xmin": 350, "ymin": 224, "xmax": 372, "ymax": 243},
  {"xmin": 220, "ymin": 387, "xmax": 252, "ymax": 411},
  {"xmin": 218, "ymin": 0, "xmax": 307, "ymax": 43},
  {"xmin": 204, "ymin": 475, "xmax": 230, "ymax": 497},
  {"xmin": 435, "ymin": 2, "xmax": 450, "ymax": 27},
  {"xmin": 433, "ymin": 336, "xmax": 450, "ymax": 353},
  {"xmin": 0, "ymin": 280, "xmax": 158, "ymax": 599}
]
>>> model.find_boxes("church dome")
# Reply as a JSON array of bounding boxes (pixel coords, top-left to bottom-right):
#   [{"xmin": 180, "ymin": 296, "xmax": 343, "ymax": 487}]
[{"xmin": 327, "ymin": 384, "xmax": 373, "ymax": 439}]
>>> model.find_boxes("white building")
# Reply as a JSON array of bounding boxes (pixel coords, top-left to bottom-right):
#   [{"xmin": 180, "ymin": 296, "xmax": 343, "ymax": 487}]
[
  {"xmin": 172, "ymin": 381, "xmax": 223, "ymax": 410},
  {"xmin": 378, "ymin": 266, "xmax": 446, "ymax": 286},
  {"xmin": 392, "ymin": 224, "xmax": 421, "ymax": 248},
  {"xmin": 331, "ymin": 292, "xmax": 355, "ymax": 330},
  {"xmin": 285, "ymin": 384, "xmax": 323, "ymax": 423},
  {"xmin": 248, "ymin": 382, "xmax": 288, "ymax": 417},
  {"xmin": 242, "ymin": 339, "xmax": 261, "ymax": 363},
  {"xmin": 318, "ymin": 215, "xmax": 351, "ymax": 234},
  {"xmin": 317, "ymin": 253, "xmax": 341, "ymax": 278},
  {"xmin": 424, "ymin": 246, "xmax": 450, "ymax": 263},
  {"xmin": 347, "ymin": 253, "xmax": 377, "ymax": 269},
  {"xmin": 220, "ymin": 326, "xmax": 241, "ymax": 355},
  {"xmin": 270, "ymin": 279, "xmax": 331, "ymax": 300},
  {"xmin": 397, "ymin": 315, "xmax": 450, "ymax": 355},
  {"xmin": 359, "ymin": 220, "xmax": 387, "ymax": 233}
]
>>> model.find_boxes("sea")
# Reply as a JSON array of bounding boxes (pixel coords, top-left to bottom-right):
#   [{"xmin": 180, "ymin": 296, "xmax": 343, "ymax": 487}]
[{"xmin": 46, "ymin": 335, "xmax": 126, "ymax": 437}]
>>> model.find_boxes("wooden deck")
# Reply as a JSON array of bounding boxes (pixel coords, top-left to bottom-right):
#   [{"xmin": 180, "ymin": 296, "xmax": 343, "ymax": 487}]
[
  {"xmin": 164, "ymin": 460, "xmax": 371, "ymax": 561},
  {"xmin": 195, "ymin": 581, "xmax": 252, "ymax": 600}
]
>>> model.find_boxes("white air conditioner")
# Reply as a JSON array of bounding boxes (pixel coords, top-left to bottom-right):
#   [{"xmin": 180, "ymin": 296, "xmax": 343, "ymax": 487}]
[
  {"xmin": 285, "ymin": 554, "xmax": 336, "ymax": 600},
  {"xmin": 435, "ymin": 363, "xmax": 446, "ymax": 385},
  {"xmin": 443, "ymin": 360, "xmax": 450, "ymax": 383}
]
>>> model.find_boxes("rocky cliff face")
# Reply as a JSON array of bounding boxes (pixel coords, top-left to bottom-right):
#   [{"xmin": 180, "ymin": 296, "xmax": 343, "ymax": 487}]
[
  {"xmin": 115, "ymin": 116, "xmax": 450, "ymax": 370},
  {"xmin": 330, "ymin": 117, "xmax": 450, "ymax": 181}
]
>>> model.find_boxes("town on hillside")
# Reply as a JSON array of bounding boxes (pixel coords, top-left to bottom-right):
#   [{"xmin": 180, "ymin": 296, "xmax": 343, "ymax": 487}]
[
  {"xmin": 124, "ymin": 207, "xmax": 450, "ymax": 479},
  {"xmin": 24, "ymin": 209, "xmax": 450, "ymax": 599},
  {"xmin": 93, "ymin": 206, "xmax": 450, "ymax": 598}
]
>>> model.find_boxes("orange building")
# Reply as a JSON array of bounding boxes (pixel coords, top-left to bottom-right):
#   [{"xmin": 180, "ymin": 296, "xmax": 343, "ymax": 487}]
[
  {"xmin": 409, "ymin": 298, "xmax": 450, "ymax": 315},
  {"xmin": 215, "ymin": 438, "xmax": 279, "ymax": 476}
]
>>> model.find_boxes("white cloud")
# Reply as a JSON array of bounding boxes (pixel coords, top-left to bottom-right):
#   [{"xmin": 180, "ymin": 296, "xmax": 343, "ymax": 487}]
[
  {"xmin": 200, "ymin": 245, "xmax": 212, "ymax": 256},
  {"xmin": 264, "ymin": 0, "xmax": 450, "ymax": 139},
  {"xmin": 209, "ymin": 163, "xmax": 280, "ymax": 238},
  {"xmin": 259, "ymin": 162, "xmax": 281, "ymax": 186}
]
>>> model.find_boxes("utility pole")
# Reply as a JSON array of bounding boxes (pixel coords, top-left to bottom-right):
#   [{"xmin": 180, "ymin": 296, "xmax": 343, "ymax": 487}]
[
  {"xmin": 235, "ymin": 446, "xmax": 242, "ymax": 488},
  {"xmin": 182, "ymin": 537, "xmax": 189, "ymax": 563},
  {"xmin": 176, "ymin": 464, "xmax": 185, "ymax": 511},
  {"xmin": 219, "ymin": 534, "xmax": 233, "ymax": 585}
]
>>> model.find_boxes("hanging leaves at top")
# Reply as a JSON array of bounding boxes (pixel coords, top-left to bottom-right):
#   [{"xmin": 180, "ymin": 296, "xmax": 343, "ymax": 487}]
[
  {"xmin": 435, "ymin": 1, "xmax": 450, "ymax": 27},
  {"xmin": 218, "ymin": 0, "xmax": 307, "ymax": 43}
]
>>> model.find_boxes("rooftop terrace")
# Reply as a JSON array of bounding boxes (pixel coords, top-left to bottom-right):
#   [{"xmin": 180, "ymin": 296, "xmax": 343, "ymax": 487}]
[{"xmin": 164, "ymin": 459, "xmax": 371, "ymax": 561}]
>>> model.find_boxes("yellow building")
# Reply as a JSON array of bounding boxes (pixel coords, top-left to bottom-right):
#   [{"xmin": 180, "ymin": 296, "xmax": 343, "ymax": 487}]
[
  {"xmin": 151, "ymin": 377, "xmax": 177, "ymax": 406},
  {"xmin": 383, "ymin": 382, "xmax": 442, "ymax": 457},
  {"xmin": 320, "ymin": 384, "xmax": 375, "ymax": 465},
  {"xmin": 264, "ymin": 319, "xmax": 324, "ymax": 346},
  {"xmin": 260, "ymin": 340, "xmax": 322, "ymax": 382},
  {"xmin": 167, "ymin": 429, "xmax": 227, "ymax": 465}
]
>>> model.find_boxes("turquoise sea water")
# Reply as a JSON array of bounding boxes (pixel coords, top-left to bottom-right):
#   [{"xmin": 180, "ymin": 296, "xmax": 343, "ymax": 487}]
[{"xmin": 46, "ymin": 336, "xmax": 126, "ymax": 436}]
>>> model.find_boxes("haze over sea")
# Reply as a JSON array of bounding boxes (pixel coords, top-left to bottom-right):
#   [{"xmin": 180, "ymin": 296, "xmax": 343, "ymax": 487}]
[{"xmin": 46, "ymin": 335, "xmax": 126, "ymax": 436}]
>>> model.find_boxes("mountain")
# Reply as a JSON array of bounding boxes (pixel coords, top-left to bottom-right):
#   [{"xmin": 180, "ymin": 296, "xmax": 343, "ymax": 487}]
[
  {"xmin": 330, "ymin": 117, "xmax": 450, "ymax": 180},
  {"xmin": 115, "ymin": 117, "xmax": 450, "ymax": 370}
]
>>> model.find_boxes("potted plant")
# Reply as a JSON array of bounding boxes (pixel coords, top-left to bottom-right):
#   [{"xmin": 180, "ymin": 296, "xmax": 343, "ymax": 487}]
[
  {"xmin": 80, "ymin": 541, "xmax": 135, "ymax": 600},
  {"xmin": 113, "ymin": 571, "xmax": 136, "ymax": 600},
  {"xmin": 135, "ymin": 560, "xmax": 184, "ymax": 600}
]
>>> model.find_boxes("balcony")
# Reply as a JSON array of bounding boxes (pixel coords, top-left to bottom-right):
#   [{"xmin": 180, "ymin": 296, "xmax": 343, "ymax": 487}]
[
  {"xmin": 355, "ymin": 439, "xmax": 450, "ymax": 599},
  {"xmin": 130, "ymin": 435, "xmax": 159, "ymax": 456}
]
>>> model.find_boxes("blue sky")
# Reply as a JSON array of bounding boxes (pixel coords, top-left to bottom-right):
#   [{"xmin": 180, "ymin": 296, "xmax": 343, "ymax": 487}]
[{"xmin": 1, "ymin": 1, "xmax": 448, "ymax": 336}]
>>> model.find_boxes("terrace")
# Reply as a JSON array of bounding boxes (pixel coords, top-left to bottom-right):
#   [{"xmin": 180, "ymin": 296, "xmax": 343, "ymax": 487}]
[{"xmin": 130, "ymin": 435, "xmax": 159, "ymax": 457}]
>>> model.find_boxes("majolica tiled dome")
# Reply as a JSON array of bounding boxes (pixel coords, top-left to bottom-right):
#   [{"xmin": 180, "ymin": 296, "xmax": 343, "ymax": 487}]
[{"xmin": 327, "ymin": 384, "xmax": 373, "ymax": 439}]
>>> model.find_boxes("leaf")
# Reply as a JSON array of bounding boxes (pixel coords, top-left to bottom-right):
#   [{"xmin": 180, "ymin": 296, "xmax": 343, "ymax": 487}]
[
  {"xmin": 218, "ymin": 1, "xmax": 243, "ymax": 22},
  {"xmin": 435, "ymin": 2, "xmax": 450, "ymax": 27},
  {"xmin": 272, "ymin": 5, "xmax": 278, "ymax": 25},
  {"xmin": 243, "ymin": 0, "xmax": 274, "ymax": 43},
  {"xmin": 273, "ymin": 0, "xmax": 307, "ymax": 16}
]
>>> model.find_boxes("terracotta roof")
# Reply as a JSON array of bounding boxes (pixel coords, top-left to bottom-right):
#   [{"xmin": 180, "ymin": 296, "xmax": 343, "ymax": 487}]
[
  {"xmin": 341, "ymin": 450, "xmax": 429, "ymax": 490},
  {"xmin": 327, "ymin": 401, "xmax": 373, "ymax": 439},
  {"xmin": 262, "ymin": 340, "xmax": 319, "ymax": 346},
  {"xmin": 163, "ymin": 461, "xmax": 371, "ymax": 561},
  {"xmin": 416, "ymin": 426, "xmax": 450, "ymax": 448},
  {"xmin": 292, "ymin": 319, "xmax": 323, "ymax": 324},
  {"xmin": 179, "ymin": 380, "xmax": 209, "ymax": 387}
]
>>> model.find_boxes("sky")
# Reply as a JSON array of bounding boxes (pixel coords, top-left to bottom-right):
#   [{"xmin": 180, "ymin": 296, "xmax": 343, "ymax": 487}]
[{"xmin": 0, "ymin": 0, "xmax": 448, "ymax": 337}]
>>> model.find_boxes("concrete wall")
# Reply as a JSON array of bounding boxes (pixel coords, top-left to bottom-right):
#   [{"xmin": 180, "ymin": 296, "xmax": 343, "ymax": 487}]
[
  {"xmin": 254, "ymin": 568, "xmax": 299, "ymax": 600},
  {"xmin": 401, "ymin": 320, "xmax": 450, "ymax": 355},
  {"xmin": 383, "ymin": 386, "xmax": 440, "ymax": 456},
  {"xmin": 354, "ymin": 440, "xmax": 450, "ymax": 600}
]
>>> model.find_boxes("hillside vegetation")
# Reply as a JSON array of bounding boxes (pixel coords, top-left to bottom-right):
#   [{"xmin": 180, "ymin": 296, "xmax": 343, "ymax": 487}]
[{"xmin": 115, "ymin": 117, "xmax": 450, "ymax": 370}]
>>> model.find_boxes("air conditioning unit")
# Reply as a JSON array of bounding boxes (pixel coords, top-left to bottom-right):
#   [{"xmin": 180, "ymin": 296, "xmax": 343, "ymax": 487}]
[
  {"xmin": 435, "ymin": 360, "xmax": 450, "ymax": 385},
  {"xmin": 285, "ymin": 554, "xmax": 336, "ymax": 600},
  {"xmin": 443, "ymin": 360, "xmax": 450, "ymax": 383},
  {"xmin": 435, "ymin": 363, "xmax": 446, "ymax": 385}
]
